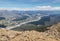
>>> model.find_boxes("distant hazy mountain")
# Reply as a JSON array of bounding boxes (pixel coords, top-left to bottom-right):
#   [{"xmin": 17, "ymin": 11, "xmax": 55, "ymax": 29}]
[
  {"xmin": 28, "ymin": 14, "xmax": 60, "ymax": 27},
  {"xmin": 0, "ymin": 10, "xmax": 60, "ymax": 21}
]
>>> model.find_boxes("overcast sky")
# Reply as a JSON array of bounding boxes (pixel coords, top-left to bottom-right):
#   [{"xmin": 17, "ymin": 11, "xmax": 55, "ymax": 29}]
[{"xmin": 0, "ymin": 0, "xmax": 60, "ymax": 10}]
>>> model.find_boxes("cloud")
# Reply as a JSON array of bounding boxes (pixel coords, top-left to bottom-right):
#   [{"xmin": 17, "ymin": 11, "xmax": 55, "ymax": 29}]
[
  {"xmin": 0, "ymin": 6, "xmax": 60, "ymax": 11},
  {"xmin": 0, "ymin": 7, "xmax": 32, "ymax": 11},
  {"xmin": 34, "ymin": 6, "xmax": 60, "ymax": 10}
]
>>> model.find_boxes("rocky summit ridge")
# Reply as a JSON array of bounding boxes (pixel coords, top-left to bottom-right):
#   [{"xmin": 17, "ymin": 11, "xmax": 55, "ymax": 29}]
[{"xmin": 0, "ymin": 23, "xmax": 60, "ymax": 41}]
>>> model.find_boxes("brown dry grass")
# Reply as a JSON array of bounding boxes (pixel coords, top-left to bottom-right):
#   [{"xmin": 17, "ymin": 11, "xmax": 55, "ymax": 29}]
[{"xmin": 0, "ymin": 23, "xmax": 60, "ymax": 41}]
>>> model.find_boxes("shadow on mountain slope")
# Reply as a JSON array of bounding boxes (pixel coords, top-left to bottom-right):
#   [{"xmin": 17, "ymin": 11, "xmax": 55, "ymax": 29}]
[{"xmin": 11, "ymin": 24, "xmax": 52, "ymax": 32}]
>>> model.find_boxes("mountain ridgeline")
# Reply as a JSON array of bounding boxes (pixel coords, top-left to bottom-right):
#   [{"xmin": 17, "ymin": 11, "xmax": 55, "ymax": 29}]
[
  {"xmin": 0, "ymin": 10, "xmax": 60, "ymax": 28},
  {"xmin": 28, "ymin": 14, "xmax": 60, "ymax": 27},
  {"xmin": 0, "ymin": 10, "xmax": 60, "ymax": 20}
]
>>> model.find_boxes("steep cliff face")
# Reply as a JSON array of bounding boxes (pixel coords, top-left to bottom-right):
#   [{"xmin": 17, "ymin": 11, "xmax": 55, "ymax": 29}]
[{"xmin": 0, "ymin": 23, "xmax": 60, "ymax": 41}]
